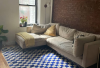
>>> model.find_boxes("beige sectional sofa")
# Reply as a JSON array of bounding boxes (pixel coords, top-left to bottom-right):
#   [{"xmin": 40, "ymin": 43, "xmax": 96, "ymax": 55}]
[{"xmin": 15, "ymin": 23, "xmax": 100, "ymax": 68}]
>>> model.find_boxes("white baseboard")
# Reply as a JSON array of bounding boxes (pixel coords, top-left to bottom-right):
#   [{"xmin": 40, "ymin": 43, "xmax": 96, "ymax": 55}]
[{"xmin": 2, "ymin": 41, "xmax": 15, "ymax": 46}]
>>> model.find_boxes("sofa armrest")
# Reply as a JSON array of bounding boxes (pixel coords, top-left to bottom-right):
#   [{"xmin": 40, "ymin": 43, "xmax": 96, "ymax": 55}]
[
  {"xmin": 82, "ymin": 40, "xmax": 100, "ymax": 67},
  {"xmin": 73, "ymin": 36, "xmax": 95, "ymax": 57}
]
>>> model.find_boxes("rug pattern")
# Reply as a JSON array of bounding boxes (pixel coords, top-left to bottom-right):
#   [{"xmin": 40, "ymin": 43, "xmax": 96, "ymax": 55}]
[{"xmin": 2, "ymin": 46, "xmax": 82, "ymax": 68}]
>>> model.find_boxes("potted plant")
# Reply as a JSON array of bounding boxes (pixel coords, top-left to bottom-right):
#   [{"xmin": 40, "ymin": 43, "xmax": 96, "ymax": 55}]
[
  {"xmin": 20, "ymin": 16, "xmax": 28, "ymax": 27},
  {"xmin": 0, "ymin": 25, "xmax": 8, "ymax": 49}
]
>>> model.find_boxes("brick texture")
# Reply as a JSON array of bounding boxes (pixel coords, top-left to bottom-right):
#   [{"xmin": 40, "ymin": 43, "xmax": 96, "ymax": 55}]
[{"xmin": 52, "ymin": 0, "xmax": 100, "ymax": 34}]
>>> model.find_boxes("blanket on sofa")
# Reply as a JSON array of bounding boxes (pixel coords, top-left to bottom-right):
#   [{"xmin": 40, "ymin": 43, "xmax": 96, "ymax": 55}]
[{"xmin": 16, "ymin": 32, "xmax": 35, "ymax": 47}]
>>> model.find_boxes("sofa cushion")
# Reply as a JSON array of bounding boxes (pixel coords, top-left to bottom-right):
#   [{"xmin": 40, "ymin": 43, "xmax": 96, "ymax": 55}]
[
  {"xmin": 74, "ymin": 31, "xmax": 100, "ymax": 41},
  {"xmin": 47, "ymin": 36, "xmax": 73, "ymax": 55},
  {"xmin": 31, "ymin": 24, "xmax": 47, "ymax": 34},
  {"xmin": 74, "ymin": 31, "xmax": 92, "ymax": 39},
  {"xmin": 40, "ymin": 34, "xmax": 52, "ymax": 39},
  {"xmin": 15, "ymin": 33, "xmax": 47, "ymax": 49},
  {"xmin": 49, "ymin": 23, "xmax": 60, "ymax": 35},
  {"xmin": 39, "ymin": 24, "xmax": 51, "ymax": 29},
  {"xmin": 73, "ymin": 36, "xmax": 95, "ymax": 57},
  {"xmin": 44, "ymin": 25, "xmax": 56, "ymax": 36},
  {"xmin": 59, "ymin": 26, "xmax": 76, "ymax": 41}
]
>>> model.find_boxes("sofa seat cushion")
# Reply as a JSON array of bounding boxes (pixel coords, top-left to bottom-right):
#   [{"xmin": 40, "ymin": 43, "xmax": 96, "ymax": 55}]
[
  {"xmin": 29, "ymin": 33, "xmax": 41, "ymax": 39},
  {"xmin": 15, "ymin": 33, "xmax": 47, "ymax": 49},
  {"xmin": 47, "ymin": 36, "xmax": 73, "ymax": 55},
  {"xmin": 17, "ymin": 33, "xmax": 41, "ymax": 43},
  {"xmin": 40, "ymin": 34, "xmax": 52, "ymax": 39}
]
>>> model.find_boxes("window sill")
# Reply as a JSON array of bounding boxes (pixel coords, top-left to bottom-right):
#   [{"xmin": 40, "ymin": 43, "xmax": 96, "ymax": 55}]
[
  {"xmin": 19, "ymin": 24, "xmax": 33, "ymax": 27},
  {"xmin": 19, "ymin": 27, "xmax": 26, "ymax": 28},
  {"xmin": 27, "ymin": 26, "xmax": 33, "ymax": 27},
  {"xmin": 19, "ymin": 26, "xmax": 33, "ymax": 28},
  {"xmin": 20, "ymin": 26, "xmax": 26, "ymax": 27}
]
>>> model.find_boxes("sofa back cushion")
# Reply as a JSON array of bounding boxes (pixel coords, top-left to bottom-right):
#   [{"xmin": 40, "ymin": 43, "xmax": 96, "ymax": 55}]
[
  {"xmin": 74, "ymin": 31, "xmax": 100, "ymax": 40},
  {"xmin": 59, "ymin": 26, "xmax": 76, "ymax": 40},
  {"xmin": 39, "ymin": 24, "xmax": 51, "ymax": 28},
  {"xmin": 92, "ymin": 34, "xmax": 100, "ymax": 40},
  {"xmin": 73, "ymin": 36, "xmax": 95, "ymax": 57},
  {"xmin": 31, "ymin": 24, "xmax": 49, "ymax": 34},
  {"xmin": 49, "ymin": 23, "xmax": 60, "ymax": 35}
]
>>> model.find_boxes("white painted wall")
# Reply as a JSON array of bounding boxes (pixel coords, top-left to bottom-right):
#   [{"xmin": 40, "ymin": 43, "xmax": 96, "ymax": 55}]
[
  {"xmin": 0, "ymin": 0, "xmax": 19, "ymax": 45},
  {"xmin": 38, "ymin": 0, "xmax": 51, "ymax": 24},
  {"xmin": 50, "ymin": 0, "xmax": 53, "ymax": 23},
  {"xmin": 0, "ymin": 0, "xmax": 52, "ymax": 46}
]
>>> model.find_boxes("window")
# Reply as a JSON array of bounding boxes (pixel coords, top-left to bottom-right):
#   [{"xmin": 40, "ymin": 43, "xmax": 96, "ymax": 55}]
[{"xmin": 19, "ymin": 0, "xmax": 37, "ymax": 26}]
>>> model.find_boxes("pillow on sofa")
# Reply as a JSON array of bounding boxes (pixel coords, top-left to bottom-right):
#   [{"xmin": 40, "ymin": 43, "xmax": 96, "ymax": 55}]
[
  {"xmin": 73, "ymin": 36, "xmax": 96, "ymax": 57},
  {"xmin": 31, "ymin": 24, "xmax": 47, "ymax": 34},
  {"xmin": 49, "ymin": 23, "xmax": 60, "ymax": 35},
  {"xmin": 39, "ymin": 24, "xmax": 51, "ymax": 28},
  {"xmin": 44, "ymin": 25, "xmax": 56, "ymax": 36},
  {"xmin": 59, "ymin": 26, "xmax": 76, "ymax": 40},
  {"xmin": 74, "ymin": 30, "xmax": 100, "ymax": 41}
]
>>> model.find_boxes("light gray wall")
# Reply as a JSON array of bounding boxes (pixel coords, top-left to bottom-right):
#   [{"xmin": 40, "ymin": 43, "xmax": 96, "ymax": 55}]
[{"xmin": 0, "ymin": 0, "xmax": 52, "ymax": 46}]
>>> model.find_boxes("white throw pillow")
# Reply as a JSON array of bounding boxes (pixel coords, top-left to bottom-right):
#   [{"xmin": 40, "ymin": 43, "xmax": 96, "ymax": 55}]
[
  {"xmin": 59, "ymin": 26, "xmax": 76, "ymax": 40},
  {"xmin": 31, "ymin": 24, "xmax": 47, "ymax": 34}
]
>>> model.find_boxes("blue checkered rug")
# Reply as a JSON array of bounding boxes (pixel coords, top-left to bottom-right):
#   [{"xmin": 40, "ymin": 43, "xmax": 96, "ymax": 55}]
[{"xmin": 2, "ymin": 45, "xmax": 82, "ymax": 68}]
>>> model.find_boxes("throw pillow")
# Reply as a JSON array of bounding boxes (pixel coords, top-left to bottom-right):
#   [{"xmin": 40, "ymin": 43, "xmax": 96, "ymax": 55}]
[
  {"xmin": 31, "ymin": 24, "xmax": 47, "ymax": 34},
  {"xmin": 39, "ymin": 24, "xmax": 51, "ymax": 29},
  {"xmin": 59, "ymin": 26, "xmax": 76, "ymax": 40},
  {"xmin": 49, "ymin": 23, "xmax": 60, "ymax": 35},
  {"xmin": 44, "ymin": 25, "xmax": 56, "ymax": 36}
]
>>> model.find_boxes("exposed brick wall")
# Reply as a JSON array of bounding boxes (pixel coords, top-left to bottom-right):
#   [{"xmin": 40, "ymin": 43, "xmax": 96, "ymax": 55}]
[{"xmin": 52, "ymin": 0, "xmax": 100, "ymax": 34}]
